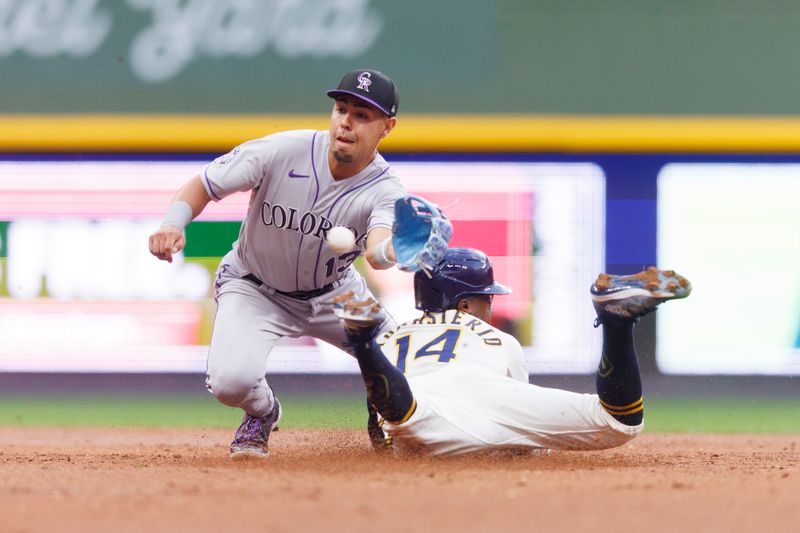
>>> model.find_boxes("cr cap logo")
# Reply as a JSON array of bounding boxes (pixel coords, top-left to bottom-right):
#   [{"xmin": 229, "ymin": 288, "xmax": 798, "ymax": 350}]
[{"xmin": 356, "ymin": 72, "xmax": 372, "ymax": 92}]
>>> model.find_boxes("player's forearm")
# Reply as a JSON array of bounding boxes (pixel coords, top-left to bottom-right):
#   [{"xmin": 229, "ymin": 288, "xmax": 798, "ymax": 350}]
[
  {"xmin": 161, "ymin": 175, "xmax": 212, "ymax": 230},
  {"xmin": 151, "ymin": 176, "xmax": 211, "ymax": 262},
  {"xmin": 364, "ymin": 227, "xmax": 396, "ymax": 270},
  {"xmin": 172, "ymin": 175, "xmax": 212, "ymax": 220}
]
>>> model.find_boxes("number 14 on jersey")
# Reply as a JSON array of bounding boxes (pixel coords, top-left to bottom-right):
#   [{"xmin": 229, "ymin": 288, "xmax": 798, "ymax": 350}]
[{"xmin": 394, "ymin": 329, "xmax": 462, "ymax": 373}]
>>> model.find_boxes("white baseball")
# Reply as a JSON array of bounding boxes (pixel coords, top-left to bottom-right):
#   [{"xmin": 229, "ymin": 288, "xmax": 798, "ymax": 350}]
[{"xmin": 327, "ymin": 226, "xmax": 356, "ymax": 253}]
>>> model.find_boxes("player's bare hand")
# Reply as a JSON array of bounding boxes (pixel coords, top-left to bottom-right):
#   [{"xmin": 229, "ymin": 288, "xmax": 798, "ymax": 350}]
[{"xmin": 149, "ymin": 225, "xmax": 186, "ymax": 263}]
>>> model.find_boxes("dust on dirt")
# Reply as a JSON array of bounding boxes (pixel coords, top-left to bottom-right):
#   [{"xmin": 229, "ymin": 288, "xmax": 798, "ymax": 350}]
[{"xmin": 0, "ymin": 428, "xmax": 797, "ymax": 533}]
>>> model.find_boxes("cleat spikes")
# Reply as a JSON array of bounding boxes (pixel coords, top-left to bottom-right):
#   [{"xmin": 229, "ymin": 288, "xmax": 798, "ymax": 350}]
[
  {"xmin": 332, "ymin": 293, "xmax": 386, "ymax": 339},
  {"xmin": 590, "ymin": 267, "xmax": 691, "ymax": 323}
]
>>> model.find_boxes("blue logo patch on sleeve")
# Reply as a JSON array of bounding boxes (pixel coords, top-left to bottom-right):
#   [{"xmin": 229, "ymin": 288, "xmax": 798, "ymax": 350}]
[{"xmin": 213, "ymin": 146, "xmax": 241, "ymax": 165}]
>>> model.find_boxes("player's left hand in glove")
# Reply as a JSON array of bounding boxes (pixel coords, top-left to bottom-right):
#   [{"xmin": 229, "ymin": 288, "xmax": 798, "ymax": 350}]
[{"xmin": 392, "ymin": 195, "xmax": 453, "ymax": 277}]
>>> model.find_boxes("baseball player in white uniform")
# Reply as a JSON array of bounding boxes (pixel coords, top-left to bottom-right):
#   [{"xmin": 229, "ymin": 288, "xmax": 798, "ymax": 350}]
[
  {"xmin": 334, "ymin": 248, "xmax": 692, "ymax": 456},
  {"xmin": 148, "ymin": 69, "xmax": 408, "ymax": 458}
]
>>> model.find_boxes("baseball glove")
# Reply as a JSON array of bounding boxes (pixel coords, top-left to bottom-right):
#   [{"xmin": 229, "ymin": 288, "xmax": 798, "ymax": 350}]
[{"xmin": 392, "ymin": 195, "xmax": 452, "ymax": 276}]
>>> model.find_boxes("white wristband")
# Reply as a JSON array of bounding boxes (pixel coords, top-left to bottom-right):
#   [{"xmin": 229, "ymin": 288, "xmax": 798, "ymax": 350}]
[
  {"xmin": 160, "ymin": 200, "xmax": 193, "ymax": 231},
  {"xmin": 375, "ymin": 237, "xmax": 395, "ymax": 267}
]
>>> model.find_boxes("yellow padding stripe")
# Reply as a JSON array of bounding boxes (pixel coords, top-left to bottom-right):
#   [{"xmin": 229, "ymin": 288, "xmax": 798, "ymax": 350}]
[
  {"xmin": 604, "ymin": 405, "xmax": 644, "ymax": 416},
  {"xmin": 8, "ymin": 114, "xmax": 800, "ymax": 152},
  {"xmin": 395, "ymin": 398, "xmax": 417, "ymax": 424},
  {"xmin": 600, "ymin": 397, "xmax": 644, "ymax": 415},
  {"xmin": 599, "ymin": 396, "xmax": 643, "ymax": 411}
]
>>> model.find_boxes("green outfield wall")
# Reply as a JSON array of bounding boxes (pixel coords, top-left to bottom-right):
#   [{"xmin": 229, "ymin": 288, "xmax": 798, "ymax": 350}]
[{"xmin": 3, "ymin": 1, "xmax": 800, "ymax": 115}]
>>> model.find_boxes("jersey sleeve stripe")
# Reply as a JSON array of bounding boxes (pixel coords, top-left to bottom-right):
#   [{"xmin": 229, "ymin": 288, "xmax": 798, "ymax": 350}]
[{"xmin": 201, "ymin": 166, "xmax": 223, "ymax": 201}]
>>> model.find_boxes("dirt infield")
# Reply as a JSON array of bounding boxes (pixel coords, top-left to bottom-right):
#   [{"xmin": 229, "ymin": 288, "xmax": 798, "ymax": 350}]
[{"xmin": 1, "ymin": 428, "xmax": 797, "ymax": 533}]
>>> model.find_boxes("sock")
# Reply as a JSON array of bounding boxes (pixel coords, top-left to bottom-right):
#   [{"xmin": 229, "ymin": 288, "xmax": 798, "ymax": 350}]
[
  {"xmin": 348, "ymin": 335, "xmax": 416, "ymax": 424},
  {"xmin": 595, "ymin": 316, "xmax": 644, "ymax": 426}
]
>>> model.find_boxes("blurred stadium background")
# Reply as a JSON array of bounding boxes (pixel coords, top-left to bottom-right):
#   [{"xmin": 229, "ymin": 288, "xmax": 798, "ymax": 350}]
[{"xmin": 0, "ymin": 0, "xmax": 797, "ymax": 432}]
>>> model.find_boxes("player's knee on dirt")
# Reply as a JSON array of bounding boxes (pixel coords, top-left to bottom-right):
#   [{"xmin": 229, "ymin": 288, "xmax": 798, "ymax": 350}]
[
  {"xmin": 614, "ymin": 422, "xmax": 643, "ymax": 445},
  {"xmin": 599, "ymin": 411, "xmax": 643, "ymax": 449}
]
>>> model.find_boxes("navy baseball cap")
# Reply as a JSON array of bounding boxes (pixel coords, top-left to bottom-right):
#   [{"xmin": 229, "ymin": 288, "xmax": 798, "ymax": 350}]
[{"xmin": 327, "ymin": 69, "xmax": 399, "ymax": 117}]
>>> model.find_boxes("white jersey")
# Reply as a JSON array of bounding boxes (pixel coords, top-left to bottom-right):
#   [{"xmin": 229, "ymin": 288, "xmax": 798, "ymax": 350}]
[
  {"xmin": 378, "ymin": 310, "xmax": 642, "ymax": 456},
  {"xmin": 201, "ymin": 129, "xmax": 405, "ymax": 292},
  {"xmin": 376, "ymin": 309, "xmax": 528, "ymax": 382}
]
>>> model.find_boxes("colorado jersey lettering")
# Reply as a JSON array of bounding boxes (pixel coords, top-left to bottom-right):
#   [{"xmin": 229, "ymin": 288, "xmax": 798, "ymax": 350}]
[{"xmin": 202, "ymin": 130, "xmax": 405, "ymax": 293}]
